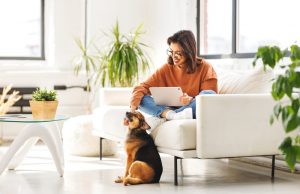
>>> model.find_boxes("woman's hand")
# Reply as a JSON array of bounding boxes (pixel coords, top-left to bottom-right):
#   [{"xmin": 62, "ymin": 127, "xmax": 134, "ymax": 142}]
[
  {"xmin": 180, "ymin": 93, "xmax": 193, "ymax": 106},
  {"xmin": 130, "ymin": 106, "xmax": 137, "ymax": 112}
]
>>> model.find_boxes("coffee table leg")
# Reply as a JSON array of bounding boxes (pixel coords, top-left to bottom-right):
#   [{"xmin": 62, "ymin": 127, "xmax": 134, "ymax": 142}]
[
  {"xmin": 7, "ymin": 137, "xmax": 39, "ymax": 170},
  {"xmin": 0, "ymin": 124, "xmax": 37, "ymax": 174},
  {"xmin": 0, "ymin": 123, "xmax": 64, "ymax": 176},
  {"xmin": 53, "ymin": 122, "xmax": 64, "ymax": 167},
  {"xmin": 39, "ymin": 123, "xmax": 64, "ymax": 177}
]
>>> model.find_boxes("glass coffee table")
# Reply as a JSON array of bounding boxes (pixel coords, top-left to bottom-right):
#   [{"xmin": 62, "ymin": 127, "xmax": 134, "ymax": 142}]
[{"xmin": 0, "ymin": 114, "xmax": 68, "ymax": 176}]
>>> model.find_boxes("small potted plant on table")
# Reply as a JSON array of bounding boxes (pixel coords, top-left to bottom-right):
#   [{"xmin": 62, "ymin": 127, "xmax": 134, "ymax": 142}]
[{"xmin": 29, "ymin": 88, "xmax": 58, "ymax": 119}]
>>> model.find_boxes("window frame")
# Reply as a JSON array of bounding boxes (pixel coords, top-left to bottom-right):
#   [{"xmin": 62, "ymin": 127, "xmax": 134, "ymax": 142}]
[
  {"xmin": 0, "ymin": 0, "xmax": 45, "ymax": 60},
  {"xmin": 196, "ymin": 0, "xmax": 255, "ymax": 59}
]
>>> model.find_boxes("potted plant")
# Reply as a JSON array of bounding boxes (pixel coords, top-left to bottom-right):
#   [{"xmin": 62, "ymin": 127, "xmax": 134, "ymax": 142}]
[
  {"xmin": 73, "ymin": 21, "xmax": 151, "ymax": 88},
  {"xmin": 29, "ymin": 88, "xmax": 58, "ymax": 119},
  {"xmin": 97, "ymin": 21, "xmax": 151, "ymax": 87},
  {"xmin": 71, "ymin": 22, "xmax": 151, "ymax": 157},
  {"xmin": 253, "ymin": 45, "xmax": 300, "ymax": 171}
]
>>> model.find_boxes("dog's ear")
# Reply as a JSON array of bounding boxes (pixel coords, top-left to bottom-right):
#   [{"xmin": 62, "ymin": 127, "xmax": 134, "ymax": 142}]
[{"xmin": 141, "ymin": 120, "xmax": 151, "ymax": 130}]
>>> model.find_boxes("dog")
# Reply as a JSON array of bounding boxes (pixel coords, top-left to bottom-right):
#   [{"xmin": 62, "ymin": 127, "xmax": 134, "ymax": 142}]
[{"xmin": 115, "ymin": 111, "xmax": 163, "ymax": 186}]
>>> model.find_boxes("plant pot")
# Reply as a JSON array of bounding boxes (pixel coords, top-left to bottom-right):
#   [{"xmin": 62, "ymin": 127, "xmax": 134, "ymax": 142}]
[{"xmin": 29, "ymin": 101, "xmax": 58, "ymax": 119}]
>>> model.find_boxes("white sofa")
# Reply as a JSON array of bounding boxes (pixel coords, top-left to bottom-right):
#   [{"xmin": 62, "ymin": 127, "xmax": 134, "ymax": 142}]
[{"xmin": 92, "ymin": 67, "xmax": 287, "ymax": 185}]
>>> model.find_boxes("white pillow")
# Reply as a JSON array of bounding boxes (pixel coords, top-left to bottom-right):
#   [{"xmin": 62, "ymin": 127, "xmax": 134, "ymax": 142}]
[
  {"xmin": 216, "ymin": 66, "xmax": 274, "ymax": 94},
  {"xmin": 62, "ymin": 115, "xmax": 117, "ymax": 156}
]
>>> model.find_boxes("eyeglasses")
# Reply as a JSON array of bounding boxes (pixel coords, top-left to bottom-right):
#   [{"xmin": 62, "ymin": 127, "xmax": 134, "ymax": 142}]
[{"xmin": 166, "ymin": 48, "xmax": 184, "ymax": 58}]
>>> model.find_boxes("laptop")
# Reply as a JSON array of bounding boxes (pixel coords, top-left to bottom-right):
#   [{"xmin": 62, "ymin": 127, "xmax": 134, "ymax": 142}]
[{"xmin": 149, "ymin": 87, "xmax": 183, "ymax": 106}]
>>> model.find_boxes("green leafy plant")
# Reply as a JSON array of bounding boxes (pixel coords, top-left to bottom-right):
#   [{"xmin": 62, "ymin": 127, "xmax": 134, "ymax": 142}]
[
  {"xmin": 98, "ymin": 21, "xmax": 150, "ymax": 87},
  {"xmin": 32, "ymin": 88, "xmax": 57, "ymax": 101},
  {"xmin": 253, "ymin": 45, "xmax": 300, "ymax": 171},
  {"xmin": 73, "ymin": 38, "xmax": 99, "ymax": 91},
  {"xmin": 73, "ymin": 21, "xmax": 151, "ymax": 88}
]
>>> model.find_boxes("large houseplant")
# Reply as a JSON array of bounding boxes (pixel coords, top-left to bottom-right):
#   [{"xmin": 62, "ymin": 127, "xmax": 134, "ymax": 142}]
[
  {"xmin": 253, "ymin": 45, "xmax": 300, "ymax": 171},
  {"xmin": 73, "ymin": 21, "xmax": 151, "ymax": 88},
  {"xmin": 29, "ymin": 88, "xmax": 58, "ymax": 119},
  {"xmin": 71, "ymin": 22, "xmax": 151, "ymax": 157}
]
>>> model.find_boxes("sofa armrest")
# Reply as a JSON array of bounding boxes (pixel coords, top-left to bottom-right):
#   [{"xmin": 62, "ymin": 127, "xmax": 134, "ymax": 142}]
[{"xmin": 196, "ymin": 94, "xmax": 285, "ymax": 158}]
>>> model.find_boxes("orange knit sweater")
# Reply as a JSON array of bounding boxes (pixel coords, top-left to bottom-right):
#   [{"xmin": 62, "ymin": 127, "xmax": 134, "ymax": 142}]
[{"xmin": 130, "ymin": 59, "xmax": 218, "ymax": 108}]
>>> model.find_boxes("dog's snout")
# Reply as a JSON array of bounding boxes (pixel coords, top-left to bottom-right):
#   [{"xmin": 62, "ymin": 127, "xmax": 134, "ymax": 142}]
[{"xmin": 125, "ymin": 112, "xmax": 132, "ymax": 121}]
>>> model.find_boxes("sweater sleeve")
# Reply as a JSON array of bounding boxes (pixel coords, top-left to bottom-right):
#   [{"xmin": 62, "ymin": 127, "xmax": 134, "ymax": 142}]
[
  {"xmin": 200, "ymin": 61, "xmax": 218, "ymax": 93},
  {"xmin": 130, "ymin": 65, "xmax": 168, "ymax": 108}
]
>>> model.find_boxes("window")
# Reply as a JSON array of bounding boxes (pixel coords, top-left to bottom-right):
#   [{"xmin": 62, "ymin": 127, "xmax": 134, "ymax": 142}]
[
  {"xmin": 197, "ymin": 0, "xmax": 300, "ymax": 58},
  {"xmin": 0, "ymin": 0, "xmax": 44, "ymax": 60},
  {"xmin": 198, "ymin": 0, "xmax": 232, "ymax": 55}
]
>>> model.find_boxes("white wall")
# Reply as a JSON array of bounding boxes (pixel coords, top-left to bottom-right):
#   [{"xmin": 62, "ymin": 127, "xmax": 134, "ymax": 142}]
[
  {"xmin": 0, "ymin": 0, "xmax": 198, "ymax": 104},
  {"xmin": 87, "ymin": 0, "xmax": 197, "ymax": 71},
  {"xmin": 0, "ymin": 0, "xmax": 199, "ymax": 138}
]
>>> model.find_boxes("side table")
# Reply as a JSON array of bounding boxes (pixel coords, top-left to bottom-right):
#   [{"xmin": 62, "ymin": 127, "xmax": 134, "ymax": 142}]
[{"xmin": 0, "ymin": 114, "xmax": 68, "ymax": 176}]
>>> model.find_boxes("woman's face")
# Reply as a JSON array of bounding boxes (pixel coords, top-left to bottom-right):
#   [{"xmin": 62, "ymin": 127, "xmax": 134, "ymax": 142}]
[{"xmin": 168, "ymin": 42, "xmax": 187, "ymax": 67}]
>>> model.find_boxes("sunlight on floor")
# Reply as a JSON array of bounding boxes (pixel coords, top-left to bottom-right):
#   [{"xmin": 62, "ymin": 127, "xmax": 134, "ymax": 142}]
[{"xmin": 0, "ymin": 143, "xmax": 300, "ymax": 194}]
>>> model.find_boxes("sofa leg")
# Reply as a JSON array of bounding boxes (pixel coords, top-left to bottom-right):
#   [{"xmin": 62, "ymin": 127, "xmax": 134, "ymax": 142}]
[
  {"xmin": 174, "ymin": 156, "xmax": 179, "ymax": 186},
  {"xmin": 271, "ymin": 155, "xmax": 275, "ymax": 181},
  {"xmin": 99, "ymin": 137, "xmax": 103, "ymax": 160}
]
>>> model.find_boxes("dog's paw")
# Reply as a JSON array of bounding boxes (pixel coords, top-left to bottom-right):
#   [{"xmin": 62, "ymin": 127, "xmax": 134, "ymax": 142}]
[{"xmin": 115, "ymin": 176, "xmax": 123, "ymax": 183}]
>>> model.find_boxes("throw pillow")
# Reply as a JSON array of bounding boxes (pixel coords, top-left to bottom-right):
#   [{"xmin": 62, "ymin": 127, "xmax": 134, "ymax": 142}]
[{"xmin": 216, "ymin": 66, "xmax": 274, "ymax": 94}]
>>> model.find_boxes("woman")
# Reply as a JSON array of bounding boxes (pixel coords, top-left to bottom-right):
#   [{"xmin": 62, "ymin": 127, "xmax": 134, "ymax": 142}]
[{"xmin": 130, "ymin": 30, "xmax": 217, "ymax": 124}]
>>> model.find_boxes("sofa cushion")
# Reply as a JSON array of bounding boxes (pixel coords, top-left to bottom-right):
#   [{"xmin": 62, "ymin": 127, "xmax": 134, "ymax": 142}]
[
  {"xmin": 62, "ymin": 115, "xmax": 117, "ymax": 156},
  {"xmin": 216, "ymin": 66, "xmax": 274, "ymax": 94},
  {"xmin": 150, "ymin": 119, "xmax": 196, "ymax": 150},
  {"xmin": 92, "ymin": 106, "xmax": 128, "ymax": 141}
]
